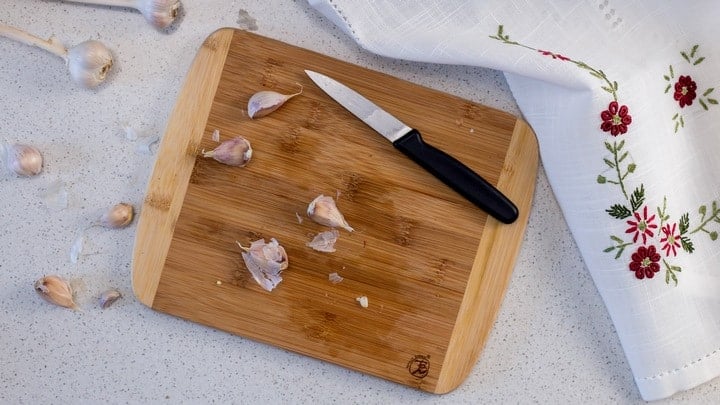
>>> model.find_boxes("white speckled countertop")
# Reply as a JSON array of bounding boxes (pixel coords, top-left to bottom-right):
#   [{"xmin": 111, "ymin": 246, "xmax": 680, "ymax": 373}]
[{"xmin": 1, "ymin": 1, "xmax": 718, "ymax": 403}]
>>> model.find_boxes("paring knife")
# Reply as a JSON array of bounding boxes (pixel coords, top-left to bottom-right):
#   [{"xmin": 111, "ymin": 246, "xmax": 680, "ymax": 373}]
[{"xmin": 305, "ymin": 70, "xmax": 519, "ymax": 224}]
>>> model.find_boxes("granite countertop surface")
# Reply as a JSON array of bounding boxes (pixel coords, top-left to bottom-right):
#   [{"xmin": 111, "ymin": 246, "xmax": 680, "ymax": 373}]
[{"xmin": 1, "ymin": 1, "xmax": 717, "ymax": 403}]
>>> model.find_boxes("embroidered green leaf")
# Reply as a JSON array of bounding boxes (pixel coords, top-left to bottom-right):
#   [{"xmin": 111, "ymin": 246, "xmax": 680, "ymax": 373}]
[
  {"xmin": 694, "ymin": 57, "xmax": 705, "ymax": 65},
  {"xmin": 681, "ymin": 51, "xmax": 690, "ymax": 63},
  {"xmin": 617, "ymin": 139, "xmax": 625, "ymax": 150},
  {"xmin": 604, "ymin": 141, "xmax": 615, "ymax": 153},
  {"xmin": 630, "ymin": 185, "xmax": 645, "ymax": 212},
  {"xmin": 711, "ymin": 231, "xmax": 718, "ymax": 241},
  {"xmin": 589, "ymin": 71, "xmax": 604, "ymax": 79},
  {"xmin": 703, "ymin": 88, "xmax": 715, "ymax": 96},
  {"xmin": 613, "ymin": 81, "xmax": 619, "ymax": 91},
  {"xmin": 708, "ymin": 98, "xmax": 718, "ymax": 105},
  {"xmin": 691, "ymin": 44, "xmax": 699, "ymax": 57},
  {"xmin": 674, "ymin": 121, "xmax": 680, "ymax": 133},
  {"xmin": 663, "ymin": 75, "xmax": 670, "ymax": 81},
  {"xmin": 679, "ymin": 212, "xmax": 690, "ymax": 234},
  {"xmin": 681, "ymin": 236, "xmax": 694, "ymax": 253},
  {"xmin": 601, "ymin": 86, "xmax": 614, "ymax": 94},
  {"xmin": 665, "ymin": 264, "xmax": 681, "ymax": 286},
  {"xmin": 607, "ymin": 204, "xmax": 632, "ymax": 219},
  {"xmin": 627, "ymin": 163, "xmax": 636, "ymax": 173},
  {"xmin": 603, "ymin": 158, "xmax": 615, "ymax": 168},
  {"xmin": 680, "ymin": 115, "xmax": 685, "ymax": 126},
  {"xmin": 597, "ymin": 175, "xmax": 607, "ymax": 184},
  {"xmin": 700, "ymin": 98, "xmax": 709, "ymax": 110},
  {"xmin": 699, "ymin": 205, "xmax": 707, "ymax": 216},
  {"xmin": 657, "ymin": 197, "xmax": 670, "ymax": 223},
  {"xmin": 664, "ymin": 83, "xmax": 671, "ymax": 93},
  {"xmin": 618, "ymin": 151, "xmax": 628, "ymax": 162}
]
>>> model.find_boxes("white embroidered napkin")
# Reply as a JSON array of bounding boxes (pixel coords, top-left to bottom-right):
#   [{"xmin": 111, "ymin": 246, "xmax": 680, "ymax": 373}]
[{"xmin": 308, "ymin": 0, "xmax": 720, "ymax": 400}]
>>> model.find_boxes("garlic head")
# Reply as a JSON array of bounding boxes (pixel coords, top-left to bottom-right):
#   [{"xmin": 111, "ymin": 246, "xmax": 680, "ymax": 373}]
[
  {"xmin": 66, "ymin": 40, "xmax": 113, "ymax": 88},
  {"xmin": 307, "ymin": 195, "xmax": 354, "ymax": 232},
  {"xmin": 247, "ymin": 86, "xmax": 302, "ymax": 119},
  {"xmin": 34, "ymin": 275, "xmax": 78, "ymax": 309},
  {"xmin": 202, "ymin": 136, "xmax": 252, "ymax": 167},
  {"xmin": 101, "ymin": 202, "xmax": 134, "ymax": 229},
  {"xmin": 137, "ymin": 0, "xmax": 182, "ymax": 29},
  {"xmin": 3, "ymin": 143, "xmax": 42, "ymax": 176}
]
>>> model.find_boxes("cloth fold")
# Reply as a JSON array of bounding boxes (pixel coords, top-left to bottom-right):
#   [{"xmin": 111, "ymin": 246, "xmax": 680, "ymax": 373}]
[{"xmin": 308, "ymin": 0, "xmax": 720, "ymax": 400}]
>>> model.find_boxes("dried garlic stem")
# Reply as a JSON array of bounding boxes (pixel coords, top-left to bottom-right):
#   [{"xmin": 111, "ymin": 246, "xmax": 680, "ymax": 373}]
[{"xmin": 0, "ymin": 24, "xmax": 67, "ymax": 58}]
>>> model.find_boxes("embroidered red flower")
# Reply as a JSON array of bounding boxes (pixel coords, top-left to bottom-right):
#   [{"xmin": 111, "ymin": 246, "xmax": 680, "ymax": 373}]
[
  {"xmin": 660, "ymin": 223, "xmax": 681, "ymax": 257},
  {"xmin": 538, "ymin": 49, "xmax": 570, "ymax": 61},
  {"xmin": 600, "ymin": 101, "xmax": 632, "ymax": 136},
  {"xmin": 674, "ymin": 75, "xmax": 697, "ymax": 107},
  {"xmin": 626, "ymin": 206, "xmax": 657, "ymax": 244},
  {"xmin": 629, "ymin": 245, "xmax": 661, "ymax": 279}
]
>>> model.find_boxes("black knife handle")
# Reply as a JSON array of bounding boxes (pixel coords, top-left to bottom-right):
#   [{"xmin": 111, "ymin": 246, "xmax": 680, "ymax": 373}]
[{"xmin": 393, "ymin": 129, "xmax": 518, "ymax": 224}]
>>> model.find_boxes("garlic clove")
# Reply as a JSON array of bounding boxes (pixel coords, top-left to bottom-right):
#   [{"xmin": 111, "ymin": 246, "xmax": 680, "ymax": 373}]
[
  {"xmin": 202, "ymin": 136, "xmax": 252, "ymax": 167},
  {"xmin": 237, "ymin": 238, "xmax": 289, "ymax": 291},
  {"xmin": 98, "ymin": 289, "xmax": 122, "ymax": 309},
  {"xmin": 307, "ymin": 195, "xmax": 354, "ymax": 232},
  {"xmin": 66, "ymin": 40, "xmax": 113, "ymax": 88},
  {"xmin": 136, "ymin": 0, "xmax": 182, "ymax": 29},
  {"xmin": 100, "ymin": 202, "xmax": 134, "ymax": 229},
  {"xmin": 34, "ymin": 275, "xmax": 78, "ymax": 309},
  {"xmin": 247, "ymin": 86, "xmax": 302, "ymax": 119},
  {"xmin": 3, "ymin": 143, "xmax": 43, "ymax": 176}
]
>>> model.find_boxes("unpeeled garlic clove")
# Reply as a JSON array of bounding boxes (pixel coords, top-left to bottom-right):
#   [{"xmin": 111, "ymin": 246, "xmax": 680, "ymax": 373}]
[
  {"xmin": 98, "ymin": 288, "xmax": 122, "ymax": 309},
  {"xmin": 34, "ymin": 275, "xmax": 78, "ymax": 309},
  {"xmin": 4, "ymin": 143, "xmax": 43, "ymax": 176},
  {"xmin": 247, "ymin": 86, "xmax": 302, "ymax": 119},
  {"xmin": 202, "ymin": 136, "xmax": 252, "ymax": 167},
  {"xmin": 100, "ymin": 202, "xmax": 134, "ymax": 229},
  {"xmin": 66, "ymin": 40, "xmax": 113, "ymax": 88},
  {"xmin": 307, "ymin": 195, "xmax": 353, "ymax": 232}
]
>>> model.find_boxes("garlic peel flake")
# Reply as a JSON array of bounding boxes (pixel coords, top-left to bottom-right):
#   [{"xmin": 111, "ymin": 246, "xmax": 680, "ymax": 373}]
[
  {"xmin": 247, "ymin": 86, "xmax": 302, "ymax": 119},
  {"xmin": 237, "ymin": 238, "xmax": 288, "ymax": 292},
  {"xmin": 98, "ymin": 289, "xmax": 122, "ymax": 309},
  {"xmin": 307, "ymin": 229, "xmax": 339, "ymax": 253}
]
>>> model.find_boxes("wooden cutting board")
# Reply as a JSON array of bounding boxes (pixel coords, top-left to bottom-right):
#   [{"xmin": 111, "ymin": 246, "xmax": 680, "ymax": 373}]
[{"xmin": 131, "ymin": 29, "xmax": 538, "ymax": 394}]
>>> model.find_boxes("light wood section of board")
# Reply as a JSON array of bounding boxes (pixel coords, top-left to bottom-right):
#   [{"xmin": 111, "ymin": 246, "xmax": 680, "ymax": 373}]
[{"xmin": 132, "ymin": 29, "xmax": 539, "ymax": 394}]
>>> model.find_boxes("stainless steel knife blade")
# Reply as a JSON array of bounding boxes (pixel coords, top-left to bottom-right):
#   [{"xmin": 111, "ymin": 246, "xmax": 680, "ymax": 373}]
[{"xmin": 305, "ymin": 69, "xmax": 518, "ymax": 224}]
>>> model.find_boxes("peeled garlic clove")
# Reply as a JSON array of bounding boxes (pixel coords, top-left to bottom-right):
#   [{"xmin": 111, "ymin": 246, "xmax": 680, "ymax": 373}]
[
  {"xmin": 136, "ymin": 0, "xmax": 182, "ymax": 29},
  {"xmin": 202, "ymin": 136, "xmax": 252, "ymax": 167},
  {"xmin": 237, "ymin": 238, "xmax": 289, "ymax": 291},
  {"xmin": 4, "ymin": 143, "xmax": 43, "ymax": 176},
  {"xmin": 100, "ymin": 202, "xmax": 134, "ymax": 229},
  {"xmin": 247, "ymin": 86, "xmax": 302, "ymax": 119},
  {"xmin": 34, "ymin": 275, "xmax": 78, "ymax": 309},
  {"xmin": 98, "ymin": 289, "xmax": 122, "ymax": 309},
  {"xmin": 66, "ymin": 40, "xmax": 113, "ymax": 88},
  {"xmin": 307, "ymin": 195, "xmax": 353, "ymax": 232}
]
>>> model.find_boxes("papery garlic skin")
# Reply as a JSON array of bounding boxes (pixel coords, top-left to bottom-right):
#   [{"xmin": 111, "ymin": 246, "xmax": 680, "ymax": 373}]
[
  {"xmin": 307, "ymin": 195, "xmax": 354, "ymax": 232},
  {"xmin": 237, "ymin": 238, "xmax": 289, "ymax": 292},
  {"xmin": 101, "ymin": 202, "xmax": 134, "ymax": 228},
  {"xmin": 34, "ymin": 275, "xmax": 78, "ymax": 309},
  {"xmin": 307, "ymin": 229, "xmax": 339, "ymax": 253},
  {"xmin": 4, "ymin": 143, "xmax": 43, "ymax": 176},
  {"xmin": 66, "ymin": 40, "xmax": 113, "ymax": 88},
  {"xmin": 136, "ymin": 0, "xmax": 182, "ymax": 29},
  {"xmin": 202, "ymin": 136, "xmax": 252, "ymax": 167},
  {"xmin": 247, "ymin": 86, "xmax": 302, "ymax": 119}
]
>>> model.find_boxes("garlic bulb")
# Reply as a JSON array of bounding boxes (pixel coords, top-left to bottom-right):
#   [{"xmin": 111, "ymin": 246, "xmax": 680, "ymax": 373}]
[
  {"xmin": 247, "ymin": 86, "xmax": 302, "ymax": 119},
  {"xmin": 237, "ymin": 238, "xmax": 289, "ymax": 292},
  {"xmin": 202, "ymin": 136, "xmax": 252, "ymax": 167},
  {"xmin": 34, "ymin": 275, "xmax": 78, "ymax": 309},
  {"xmin": 64, "ymin": 0, "xmax": 181, "ymax": 30},
  {"xmin": 66, "ymin": 40, "xmax": 114, "ymax": 88},
  {"xmin": 307, "ymin": 195, "xmax": 354, "ymax": 232},
  {"xmin": 100, "ymin": 202, "xmax": 134, "ymax": 228},
  {"xmin": 0, "ymin": 23, "xmax": 113, "ymax": 88},
  {"xmin": 3, "ymin": 143, "xmax": 43, "ymax": 176}
]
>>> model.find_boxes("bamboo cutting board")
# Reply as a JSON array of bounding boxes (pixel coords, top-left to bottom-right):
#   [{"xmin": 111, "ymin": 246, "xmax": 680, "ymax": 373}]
[{"xmin": 132, "ymin": 29, "xmax": 538, "ymax": 394}]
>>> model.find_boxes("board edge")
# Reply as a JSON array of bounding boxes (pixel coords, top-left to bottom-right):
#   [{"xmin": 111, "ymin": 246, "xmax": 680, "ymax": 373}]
[
  {"xmin": 130, "ymin": 28, "xmax": 236, "ymax": 307},
  {"xmin": 433, "ymin": 118, "xmax": 539, "ymax": 393}
]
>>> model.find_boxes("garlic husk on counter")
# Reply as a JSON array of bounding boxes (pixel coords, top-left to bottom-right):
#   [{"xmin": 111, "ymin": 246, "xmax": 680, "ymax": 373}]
[
  {"xmin": 307, "ymin": 195, "xmax": 353, "ymax": 232},
  {"xmin": 237, "ymin": 238, "xmax": 289, "ymax": 292},
  {"xmin": 34, "ymin": 275, "xmax": 78, "ymax": 309}
]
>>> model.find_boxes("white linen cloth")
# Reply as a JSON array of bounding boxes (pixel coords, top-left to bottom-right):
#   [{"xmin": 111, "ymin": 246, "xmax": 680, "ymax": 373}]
[{"xmin": 308, "ymin": 0, "xmax": 720, "ymax": 400}]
